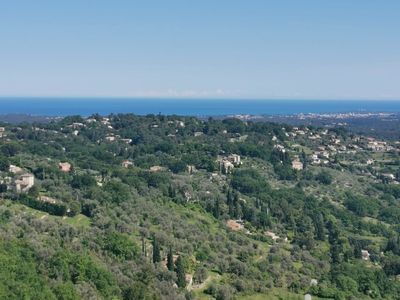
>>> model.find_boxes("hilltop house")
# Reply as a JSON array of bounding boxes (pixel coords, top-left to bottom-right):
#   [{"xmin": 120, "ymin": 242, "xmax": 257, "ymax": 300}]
[
  {"xmin": 227, "ymin": 219, "xmax": 244, "ymax": 231},
  {"xmin": 217, "ymin": 154, "xmax": 241, "ymax": 174},
  {"xmin": 15, "ymin": 173, "xmax": 35, "ymax": 193},
  {"xmin": 265, "ymin": 231, "xmax": 287, "ymax": 242},
  {"xmin": 59, "ymin": 162, "xmax": 72, "ymax": 172},
  {"xmin": 274, "ymin": 144, "xmax": 286, "ymax": 153},
  {"xmin": 68, "ymin": 122, "xmax": 85, "ymax": 129},
  {"xmin": 361, "ymin": 250, "xmax": 370, "ymax": 261},
  {"xmin": 292, "ymin": 160, "xmax": 304, "ymax": 171},
  {"xmin": 39, "ymin": 195, "xmax": 58, "ymax": 204},
  {"xmin": 367, "ymin": 141, "xmax": 387, "ymax": 152},
  {"xmin": 101, "ymin": 118, "xmax": 110, "ymax": 125},
  {"xmin": 366, "ymin": 159, "xmax": 374, "ymax": 165},
  {"xmin": 105, "ymin": 135, "xmax": 116, "ymax": 142},
  {"xmin": 187, "ymin": 165, "xmax": 196, "ymax": 174},
  {"xmin": 121, "ymin": 138, "xmax": 132, "ymax": 144},
  {"xmin": 150, "ymin": 166, "xmax": 166, "ymax": 172},
  {"xmin": 221, "ymin": 160, "xmax": 234, "ymax": 174},
  {"xmin": 381, "ymin": 173, "xmax": 396, "ymax": 181},
  {"xmin": 9, "ymin": 165, "xmax": 23, "ymax": 174},
  {"xmin": 227, "ymin": 154, "xmax": 241, "ymax": 166},
  {"xmin": 122, "ymin": 160, "xmax": 134, "ymax": 168},
  {"xmin": 311, "ymin": 153, "xmax": 321, "ymax": 165},
  {"xmin": 85, "ymin": 118, "xmax": 97, "ymax": 123}
]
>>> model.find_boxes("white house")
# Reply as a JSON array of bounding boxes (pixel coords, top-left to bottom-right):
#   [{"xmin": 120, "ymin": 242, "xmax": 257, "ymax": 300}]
[
  {"xmin": 227, "ymin": 154, "xmax": 241, "ymax": 166},
  {"xmin": 361, "ymin": 250, "xmax": 370, "ymax": 261},
  {"xmin": 292, "ymin": 160, "xmax": 304, "ymax": 171},
  {"xmin": 9, "ymin": 165, "xmax": 23, "ymax": 174},
  {"xmin": 15, "ymin": 173, "xmax": 35, "ymax": 193},
  {"xmin": 122, "ymin": 160, "xmax": 134, "ymax": 168}
]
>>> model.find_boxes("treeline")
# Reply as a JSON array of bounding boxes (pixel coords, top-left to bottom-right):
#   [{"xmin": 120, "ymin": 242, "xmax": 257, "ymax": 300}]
[{"xmin": 16, "ymin": 194, "xmax": 69, "ymax": 216}]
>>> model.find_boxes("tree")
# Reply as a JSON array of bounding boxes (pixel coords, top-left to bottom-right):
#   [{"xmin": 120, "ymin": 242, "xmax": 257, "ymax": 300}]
[
  {"xmin": 300, "ymin": 150, "xmax": 308, "ymax": 169},
  {"xmin": 71, "ymin": 174, "xmax": 96, "ymax": 189},
  {"xmin": 152, "ymin": 237, "xmax": 161, "ymax": 264},
  {"xmin": 52, "ymin": 282, "xmax": 80, "ymax": 300},
  {"xmin": 314, "ymin": 213, "xmax": 325, "ymax": 241},
  {"xmin": 168, "ymin": 184, "xmax": 176, "ymax": 198},
  {"xmin": 213, "ymin": 199, "xmax": 220, "ymax": 218},
  {"xmin": 104, "ymin": 180, "xmax": 130, "ymax": 204},
  {"xmin": 104, "ymin": 232, "xmax": 138, "ymax": 260},
  {"xmin": 345, "ymin": 193, "xmax": 379, "ymax": 217},
  {"xmin": 0, "ymin": 183, "xmax": 7, "ymax": 199},
  {"xmin": 28, "ymin": 185, "xmax": 40, "ymax": 198},
  {"xmin": 175, "ymin": 255, "xmax": 186, "ymax": 288},
  {"xmin": 353, "ymin": 241, "xmax": 362, "ymax": 259},
  {"xmin": 385, "ymin": 235, "xmax": 400, "ymax": 255},
  {"xmin": 327, "ymin": 221, "xmax": 342, "ymax": 264},
  {"xmin": 0, "ymin": 156, "xmax": 9, "ymax": 171},
  {"xmin": 233, "ymin": 193, "xmax": 242, "ymax": 219},
  {"xmin": 67, "ymin": 201, "xmax": 81, "ymax": 217},
  {"xmin": 294, "ymin": 216, "xmax": 315, "ymax": 250},
  {"xmin": 383, "ymin": 255, "xmax": 400, "ymax": 276},
  {"xmin": 0, "ymin": 143, "xmax": 20, "ymax": 157},
  {"xmin": 194, "ymin": 267, "xmax": 208, "ymax": 284},
  {"xmin": 316, "ymin": 170, "xmax": 333, "ymax": 185},
  {"xmin": 227, "ymin": 189, "xmax": 234, "ymax": 217},
  {"xmin": 167, "ymin": 246, "xmax": 174, "ymax": 271}
]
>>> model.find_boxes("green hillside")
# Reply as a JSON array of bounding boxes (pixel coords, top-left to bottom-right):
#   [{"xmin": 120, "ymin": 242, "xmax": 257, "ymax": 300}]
[{"xmin": 0, "ymin": 114, "xmax": 400, "ymax": 299}]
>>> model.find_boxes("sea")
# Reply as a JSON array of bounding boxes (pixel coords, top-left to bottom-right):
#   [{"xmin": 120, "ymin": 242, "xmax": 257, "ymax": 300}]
[{"xmin": 1, "ymin": 98, "xmax": 400, "ymax": 117}]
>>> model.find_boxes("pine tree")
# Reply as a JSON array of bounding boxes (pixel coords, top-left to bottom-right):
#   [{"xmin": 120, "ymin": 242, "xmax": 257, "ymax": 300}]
[
  {"xmin": 152, "ymin": 237, "xmax": 161, "ymax": 263},
  {"xmin": 167, "ymin": 246, "xmax": 174, "ymax": 271},
  {"xmin": 175, "ymin": 255, "xmax": 186, "ymax": 288}
]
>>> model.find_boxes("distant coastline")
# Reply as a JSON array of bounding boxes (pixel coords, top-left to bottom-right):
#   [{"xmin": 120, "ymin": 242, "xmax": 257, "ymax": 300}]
[{"xmin": 1, "ymin": 97, "xmax": 400, "ymax": 117}]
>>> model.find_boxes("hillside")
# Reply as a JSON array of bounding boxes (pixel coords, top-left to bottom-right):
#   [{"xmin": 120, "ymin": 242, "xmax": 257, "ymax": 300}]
[{"xmin": 0, "ymin": 114, "xmax": 400, "ymax": 300}]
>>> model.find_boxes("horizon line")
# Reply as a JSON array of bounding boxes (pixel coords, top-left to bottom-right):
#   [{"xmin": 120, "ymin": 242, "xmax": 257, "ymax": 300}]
[{"xmin": 1, "ymin": 96, "xmax": 400, "ymax": 102}]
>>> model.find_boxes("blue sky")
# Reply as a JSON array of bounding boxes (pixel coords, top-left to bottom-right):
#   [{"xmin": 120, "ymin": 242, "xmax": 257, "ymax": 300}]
[{"xmin": 0, "ymin": 0, "xmax": 399, "ymax": 99}]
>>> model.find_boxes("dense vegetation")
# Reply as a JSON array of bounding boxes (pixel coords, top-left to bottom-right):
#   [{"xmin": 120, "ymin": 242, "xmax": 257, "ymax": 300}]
[{"xmin": 0, "ymin": 114, "xmax": 400, "ymax": 299}]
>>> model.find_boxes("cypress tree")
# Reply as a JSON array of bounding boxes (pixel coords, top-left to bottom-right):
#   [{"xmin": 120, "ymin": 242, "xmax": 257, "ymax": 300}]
[
  {"xmin": 213, "ymin": 199, "xmax": 220, "ymax": 218},
  {"xmin": 227, "ymin": 189, "xmax": 235, "ymax": 217},
  {"xmin": 353, "ymin": 241, "xmax": 362, "ymax": 259},
  {"xmin": 315, "ymin": 214, "xmax": 325, "ymax": 241},
  {"xmin": 152, "ymin": 237, "xmax": 161, "ymax": 263},
  {"xmin": 301, "ymin": 150, "xmax": 308, "ymax": 169},
  {"xmin": 175, "ymin": 255, "xmax": 186, "ymax": 288},
  {"xmin": 167, "ymin": 246, "xmax": 174, "ymax": 271},
  {"xmin": 233, "ymin": 193, "xmax": 242, "ymax": 219},
  {"xmin": 168, "ymin": 184, "xmax": 176, "ymax": 198},
  {"xmin": 141, "ymin": 236, "xmax": 146, "ymax": 256},
  {"xmin": 327, "ymin": 221, "xmax": 342, "ymax": 264}
]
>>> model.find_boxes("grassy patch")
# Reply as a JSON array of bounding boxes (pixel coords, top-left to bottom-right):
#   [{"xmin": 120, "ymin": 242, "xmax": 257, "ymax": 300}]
[
  {"xmin": 2, "ymin": 200, "xmax": 91, "ymax": 228},
  {"xmin": 65, "ymin": 214, "xmax": 91, "ymax": 227}
]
